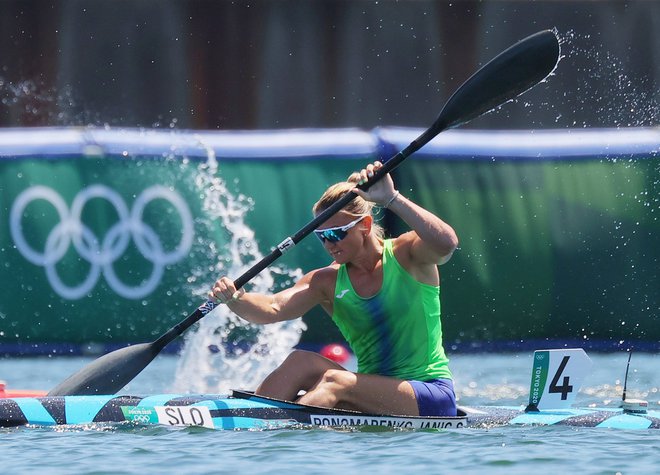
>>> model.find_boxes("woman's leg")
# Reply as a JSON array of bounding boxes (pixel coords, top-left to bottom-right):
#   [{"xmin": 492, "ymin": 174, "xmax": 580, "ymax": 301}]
[
  {"xmin": 256, "ymin": 349, "xmax": 422, "ymax": 416},
  {"xmin": 255, "ymin": 349, "xmax": 345, "ymax": 401},
  {"xmin": 297, "ymin": 370, "xmax": 420, "ymax": 416}
]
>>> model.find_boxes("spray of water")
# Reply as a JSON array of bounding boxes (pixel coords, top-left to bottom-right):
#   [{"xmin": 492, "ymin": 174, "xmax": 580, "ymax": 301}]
[
  {"xmin": 556, "ymin": 30, "xmax": 659, "ymax": 128},
  {"xmin": 171, "ymin": 139, "xmax": 306, "ymax": 394}
]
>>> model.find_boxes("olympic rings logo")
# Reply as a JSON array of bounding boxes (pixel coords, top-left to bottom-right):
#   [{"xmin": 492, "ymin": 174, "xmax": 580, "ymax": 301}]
[
  {"xmin": 131, "ymin": 414, "xmax": 152, "ymax": 424},
  {"xmin": 10, "ymin": 184, "xmax": 194, "ymax": 300}
]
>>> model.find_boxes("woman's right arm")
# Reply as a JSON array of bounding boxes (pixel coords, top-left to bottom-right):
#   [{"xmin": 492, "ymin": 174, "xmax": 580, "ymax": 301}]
[{"xmin": 209, "ymin": 269, "xmax": 330, "ymax": 324}]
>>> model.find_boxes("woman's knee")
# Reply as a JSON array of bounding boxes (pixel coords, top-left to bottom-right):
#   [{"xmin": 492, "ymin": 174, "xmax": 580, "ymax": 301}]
[{"xmin": 318, "ymin": 368, "xmax": 355, "ymax": 390}]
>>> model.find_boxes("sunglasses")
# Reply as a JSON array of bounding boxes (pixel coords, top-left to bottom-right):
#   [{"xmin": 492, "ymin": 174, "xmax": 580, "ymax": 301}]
[{"xmin": 314, "ymin": 216, "xmax": 366, "ymax": 243}]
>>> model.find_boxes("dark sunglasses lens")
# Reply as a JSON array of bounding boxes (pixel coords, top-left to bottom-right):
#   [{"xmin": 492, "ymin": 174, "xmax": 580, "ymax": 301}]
[{"xmin": 315, "ymin": 229, "xmax": 347, "ymax": 243}]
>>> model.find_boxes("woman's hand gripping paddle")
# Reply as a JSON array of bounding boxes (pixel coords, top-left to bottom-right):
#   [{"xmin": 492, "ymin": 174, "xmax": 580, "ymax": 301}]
[{"xmin": 48, "ymin": 30, "xmax": 560, "ymax": 396}]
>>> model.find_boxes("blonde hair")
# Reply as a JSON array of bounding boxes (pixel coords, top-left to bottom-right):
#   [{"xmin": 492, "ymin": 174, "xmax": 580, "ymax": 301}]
[{"xmin": 312, "ymin": 172, "xmax": 385, "ymax": 239}]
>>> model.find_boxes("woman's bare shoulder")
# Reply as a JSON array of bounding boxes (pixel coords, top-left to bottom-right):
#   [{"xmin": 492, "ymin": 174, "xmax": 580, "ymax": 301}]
[
  {"xmin": 390, "ymin": 232, "xmax": 416, "ymax": 262},
  {"xmin": 302, "ymin": 264, "xmax": 340, "ymax": 308},
  {"xmin": 307, "ymin": 263, "xmax": 340, "ymax": 286},
  {"xmin": 390, "ymin": 232, "xmax": 440, "ymax": 284}
]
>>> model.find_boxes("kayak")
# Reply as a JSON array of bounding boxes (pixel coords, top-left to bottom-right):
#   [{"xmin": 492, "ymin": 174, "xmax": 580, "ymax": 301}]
[
  {"xmin": 0, "ymin": 390, "xmax": 463, "ymax": 430},
  {"xmin": 2, "ymin": 349, "xmax": 656, "ymax": 431},
  {"xmin": 1, "ymin": 389, "xmax": 658, "ymax": 431}
]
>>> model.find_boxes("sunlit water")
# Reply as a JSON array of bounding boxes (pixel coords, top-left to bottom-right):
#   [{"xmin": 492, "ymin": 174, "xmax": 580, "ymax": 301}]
[{"xmin": 0, "ymin": 352, "xmax": 658, "ymax": 474}]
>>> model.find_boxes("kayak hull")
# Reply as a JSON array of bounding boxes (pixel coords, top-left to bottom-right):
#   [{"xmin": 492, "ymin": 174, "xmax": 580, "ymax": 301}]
[{"xmin": 1, "ymin": 390, "xmax": 658, "ymax": 430}]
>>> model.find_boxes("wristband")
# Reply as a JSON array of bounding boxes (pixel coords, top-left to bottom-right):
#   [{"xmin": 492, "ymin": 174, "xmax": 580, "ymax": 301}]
[{"xmin": 383, "ymin": 191, "xmax": 400, "ymax": 209}]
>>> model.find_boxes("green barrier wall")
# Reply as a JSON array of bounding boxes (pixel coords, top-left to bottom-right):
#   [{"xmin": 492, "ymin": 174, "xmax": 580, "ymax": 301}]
[{"xmin": 0, "ymin": 127, "xmax": 658, "ymax": 353}]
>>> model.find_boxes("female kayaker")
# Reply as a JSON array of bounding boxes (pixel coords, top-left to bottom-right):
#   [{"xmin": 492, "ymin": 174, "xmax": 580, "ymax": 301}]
[{"xmin": 210, "ymin": 161, "xmax": 459, "ymax": 416}]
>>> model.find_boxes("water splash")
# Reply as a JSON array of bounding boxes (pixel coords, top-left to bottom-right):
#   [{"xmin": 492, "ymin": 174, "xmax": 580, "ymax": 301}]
[
  {"xmin": 0, "ymin": 76, "xmax": 78, "ymax": 125},
  {"xmin": 481, "ymin": 29, "xmax": 659, "ymax": 129},
  {"xmin": 556, "ymin": 30, "xmax": 659, "ymax": 128},
  {"xmin": 171, "ymin": 139, "xmax": 306, "ymax": 394}
]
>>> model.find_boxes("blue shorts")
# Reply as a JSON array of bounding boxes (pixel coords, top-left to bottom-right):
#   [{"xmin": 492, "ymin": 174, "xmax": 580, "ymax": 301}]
[{"xmin": 409, "ymin": 378, "xmax": 457, "ymax": 416}]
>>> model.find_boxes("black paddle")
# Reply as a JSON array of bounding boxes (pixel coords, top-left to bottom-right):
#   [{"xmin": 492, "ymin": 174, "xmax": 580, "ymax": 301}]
[{"xmin": 48, "ymin": 29, "xmax": 560, "ymax": 396}]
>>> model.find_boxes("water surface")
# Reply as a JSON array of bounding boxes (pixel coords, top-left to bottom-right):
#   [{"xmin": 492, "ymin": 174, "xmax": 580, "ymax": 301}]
[{"xmin": 1, "ymin": 352, "xmax": 657, "ymax": 474}]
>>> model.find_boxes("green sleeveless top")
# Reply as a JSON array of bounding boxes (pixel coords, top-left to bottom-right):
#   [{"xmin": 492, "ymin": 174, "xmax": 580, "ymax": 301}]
[{"xmin": 331, "ymin": 239, "xmax": 452, "ymax": 381}]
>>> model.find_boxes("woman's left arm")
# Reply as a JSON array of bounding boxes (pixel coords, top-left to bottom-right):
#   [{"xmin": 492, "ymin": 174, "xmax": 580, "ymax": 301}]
[
  {"xmin": 386, "ymin": 192, "xmax": 459, "ymax": 265},
  {"xmin": 353, "ymin": 161, "xmax": 458, "ymax": 266}
]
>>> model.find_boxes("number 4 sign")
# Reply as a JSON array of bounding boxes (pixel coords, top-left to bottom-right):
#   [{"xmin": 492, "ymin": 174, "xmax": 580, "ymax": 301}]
[{"xmin": 526, "ymin": 349, "xmax": 593, "ymax": 411}]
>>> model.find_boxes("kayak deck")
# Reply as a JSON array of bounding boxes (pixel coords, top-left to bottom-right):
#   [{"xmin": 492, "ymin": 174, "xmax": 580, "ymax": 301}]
[
  {"xmin": 1, "ymin": 390, "xmax": 658, "ymax": 431},
  {"xmin": 0, "ymin": 391, "xmax": 466, "ymax": 430}
]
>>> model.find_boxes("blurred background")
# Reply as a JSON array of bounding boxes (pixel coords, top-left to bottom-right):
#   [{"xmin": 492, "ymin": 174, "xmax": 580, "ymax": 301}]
[
  {"xmin": 0, "ymin": 0, "xmax": 658, "ymax": 359},
  {"xmin": 0, "ymin": 0, "xmax": 657, "ymax": 130}
]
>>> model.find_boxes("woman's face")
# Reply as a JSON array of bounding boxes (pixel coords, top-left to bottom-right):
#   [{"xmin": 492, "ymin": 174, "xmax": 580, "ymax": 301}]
[{"xmin": 314, "ymin": 212, "xmax": 370, "ymax": 263}]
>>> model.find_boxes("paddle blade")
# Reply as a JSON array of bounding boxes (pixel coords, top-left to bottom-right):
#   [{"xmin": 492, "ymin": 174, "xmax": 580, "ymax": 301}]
[
  {"xmin": 47, "ymin": 342, "xmax": 160, "ymax": 396},
  {"xmin": 436, "ymin": 29, "xmax": 560, "ymax": 132}
]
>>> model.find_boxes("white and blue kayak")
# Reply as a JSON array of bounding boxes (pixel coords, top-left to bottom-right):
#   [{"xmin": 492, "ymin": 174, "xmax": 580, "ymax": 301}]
[
  {"xmin": 2, "ymin": 350, "xmax": 657, "ymax": 431},
  {"xmin": 1, "ymin": 389, "xmax": 658, "ymax": 431}
]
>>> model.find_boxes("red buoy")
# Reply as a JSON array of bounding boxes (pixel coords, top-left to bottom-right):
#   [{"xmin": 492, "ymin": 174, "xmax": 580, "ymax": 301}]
[{"xmin": 320, "ymin": 344, "xmax": 350, "ymax": 364}]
